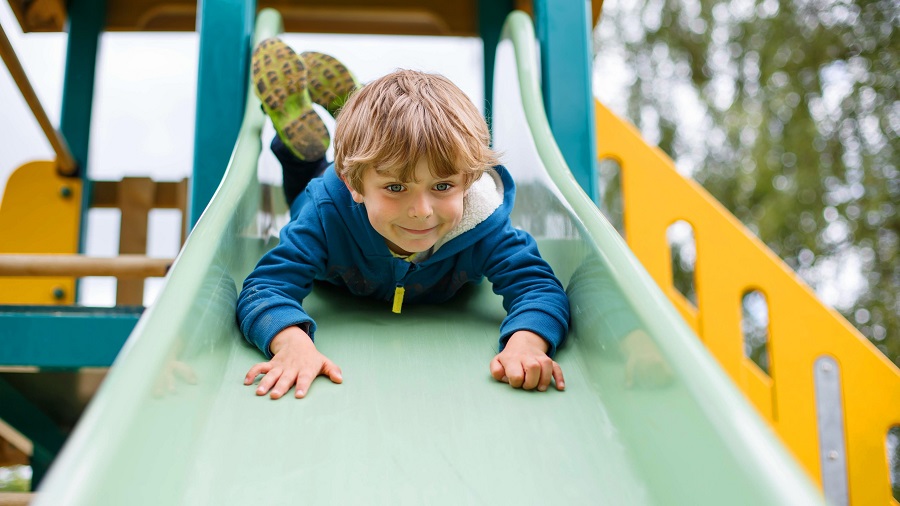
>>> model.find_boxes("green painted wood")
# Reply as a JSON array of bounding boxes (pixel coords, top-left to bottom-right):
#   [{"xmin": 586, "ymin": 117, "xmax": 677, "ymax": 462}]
[
  {"xmin": 478, "ymin": 0, "xmax": 514, "ymax": 132},
  {"xmin": 35, "ymin": 10, "xmax": 823, "ymax": 505},
  {"xmin": 189, "ymin": 0, "xmax": 257, "ymax": 227},
  {"xmin": 0, "ymin": 306, "xmax": 141, "ymax": 368},
  {"xmin": 59, "ymin": 0, "xmax": 106, "ymax": 259},
  {"xmin": 59, "ymin": 0, "xmax": 105, "ymax": 177},
  {"xmin": 533, "ymin": 0, "xmax": 598, "ymax": 201},
  {"xmin": 0, "ymin": 378, "xmax": 66, "ymax": 489}
]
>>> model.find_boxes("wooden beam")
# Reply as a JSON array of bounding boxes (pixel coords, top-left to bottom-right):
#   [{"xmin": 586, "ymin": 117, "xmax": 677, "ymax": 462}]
[
  {"xmin": 0, "ymin": 22, "xmax": 76, "ymax": 175},
  {"xmin": 91, "ymin": 179, "xmax": 188, "ymax": 209},
  {"xmin": 0, "ymin": 493, "xmax": 34, "ymax": 506},
  {"xmin": 116, "ymin": 178, "xmax": 154, "ymax": 304},
  {"xmin": 0, "ymin": 254, "xmax": 172, "ymax": 278},
  {"xmin": 0, "ymin": 418, "xmax": 31, "ymax": 466}
]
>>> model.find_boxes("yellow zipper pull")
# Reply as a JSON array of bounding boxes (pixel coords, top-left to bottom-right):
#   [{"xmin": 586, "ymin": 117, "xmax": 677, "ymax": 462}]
[{"xmin": 392, "ymin": 285, "xmax": 405, "ymax": 314}]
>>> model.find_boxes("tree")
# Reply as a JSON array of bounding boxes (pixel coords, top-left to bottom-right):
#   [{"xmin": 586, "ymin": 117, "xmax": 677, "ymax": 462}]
[{"xmin": 593, "ymin": 0, "xmax": 899, "ymax": 367}]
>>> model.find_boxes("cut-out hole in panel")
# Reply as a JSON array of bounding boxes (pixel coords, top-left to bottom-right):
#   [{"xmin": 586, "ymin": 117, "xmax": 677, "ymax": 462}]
[
  {"xmin": 889, "ymin": 426, "xmax": 900, "ymax": 502},
  {"xmin": 597, "ymin": 157, "xmax": 624, "ymax": 237},
  {"xmin": 666, "ymin": 220, "xmax": 697, "ymax": 305},
  {"xmin": 742, "ymin": 290, "xmax": 770, "ymax": 375}
]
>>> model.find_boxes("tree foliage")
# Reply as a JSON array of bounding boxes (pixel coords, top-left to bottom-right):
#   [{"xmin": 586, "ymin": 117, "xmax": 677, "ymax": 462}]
[{"xmin": 594, "ymin": 0, "xmax": 899, "ymax": 366}]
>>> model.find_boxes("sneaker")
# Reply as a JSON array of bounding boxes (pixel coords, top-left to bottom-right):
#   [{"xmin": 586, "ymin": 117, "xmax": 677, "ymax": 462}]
[
  {"xmin": 251, "ymin": 38, "xmax": 328, "ymax": 161},
  {"xmin": 301, "ymin": 51, "xmax": 361, "ymax": 117}
]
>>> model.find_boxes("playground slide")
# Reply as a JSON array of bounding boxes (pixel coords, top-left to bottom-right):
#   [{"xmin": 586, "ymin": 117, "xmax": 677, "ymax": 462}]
[{"xmin": 34, "ymin": 10, "xmax": 823, "ymax": 505}]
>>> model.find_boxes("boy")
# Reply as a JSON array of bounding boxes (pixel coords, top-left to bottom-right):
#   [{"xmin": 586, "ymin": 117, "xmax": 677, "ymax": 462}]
[{"xmin": 238, "ymin": 38, "xmax": 570, "ymax": 399}]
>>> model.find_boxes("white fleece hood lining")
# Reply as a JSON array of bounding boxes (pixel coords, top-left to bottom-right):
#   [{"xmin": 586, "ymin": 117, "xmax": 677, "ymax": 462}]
[{"xmin": 433, "ymin": 168, "xmax": 504, "ymax": 251}]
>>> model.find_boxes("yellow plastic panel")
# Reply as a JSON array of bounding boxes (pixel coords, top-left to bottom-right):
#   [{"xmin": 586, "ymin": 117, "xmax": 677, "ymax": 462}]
[
  {"xmin": 596, "ymin": 101, "xmax": 900, "ymax": 505},
  {"xmin": 0, "ymin": 160, "xmax": 81, "ymax": 304}
]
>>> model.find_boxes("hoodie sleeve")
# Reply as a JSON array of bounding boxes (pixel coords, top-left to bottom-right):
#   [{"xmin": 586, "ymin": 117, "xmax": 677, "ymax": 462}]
[
  {"xmin": 236, "ymin": 198, "xmax": 329, "ymax": 358},
  {"xmin": 479, "ymin": 222, "xmax": 570, "ymax": 357}
]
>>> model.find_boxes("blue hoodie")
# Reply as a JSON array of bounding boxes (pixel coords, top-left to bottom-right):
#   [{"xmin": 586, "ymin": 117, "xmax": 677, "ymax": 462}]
[{"xmin": 237, "ymin": 164, "xmax": 570, "ymax": 358}]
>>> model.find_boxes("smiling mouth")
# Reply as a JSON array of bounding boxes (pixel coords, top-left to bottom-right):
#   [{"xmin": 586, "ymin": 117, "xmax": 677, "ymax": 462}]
[{"xmin": 399, "ymin": 226, "xmax": 437, "ymax": 235}]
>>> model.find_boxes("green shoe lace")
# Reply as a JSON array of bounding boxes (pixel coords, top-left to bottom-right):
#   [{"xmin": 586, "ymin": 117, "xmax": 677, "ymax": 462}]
[
  {"xmin": 251, "ymin": 38, "xmax": 329, "ymax": 161},
  {"xmin": 301, "ymin": 51, "xmax": 361, "ymax": 118}
]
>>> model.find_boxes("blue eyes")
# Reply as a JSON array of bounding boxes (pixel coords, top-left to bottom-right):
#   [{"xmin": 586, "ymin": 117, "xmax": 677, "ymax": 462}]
[{"xmin": 384, "ymin": 183, "xmax": 453, "ymax": 192}]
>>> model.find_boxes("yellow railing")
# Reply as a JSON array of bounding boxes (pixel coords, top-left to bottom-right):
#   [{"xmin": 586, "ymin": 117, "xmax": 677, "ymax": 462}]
[{"xmin": 595, "ymin": 100, "xmax": 900, "ymax": 506}]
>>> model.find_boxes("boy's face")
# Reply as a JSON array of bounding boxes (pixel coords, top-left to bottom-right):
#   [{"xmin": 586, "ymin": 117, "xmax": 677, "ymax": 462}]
[{"xmin": 346, "ymin": 158, "xmax": 466, "ymax": 255}]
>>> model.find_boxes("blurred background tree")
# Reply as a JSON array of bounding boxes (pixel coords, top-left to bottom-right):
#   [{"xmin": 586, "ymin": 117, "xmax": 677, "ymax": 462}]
[{"xmin": 593, "ymin": 0, "xmax": 899, "ymax": 366}]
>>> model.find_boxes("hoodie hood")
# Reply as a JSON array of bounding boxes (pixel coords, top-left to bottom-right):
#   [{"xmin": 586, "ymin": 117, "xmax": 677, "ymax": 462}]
[{"xmin": 320, "ymin": 165, "xmax": 516, "ymax": 262}]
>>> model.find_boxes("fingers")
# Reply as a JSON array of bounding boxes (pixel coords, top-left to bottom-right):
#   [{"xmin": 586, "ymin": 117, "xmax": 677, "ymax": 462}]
[
  {"xmin": 504, "ymin": 361, "xmax": 526, "ymax": 388},
  {"xmin": 295, "ymin": 360, "xmax": 343, "ymax": 398},
  {"xmin": 490, "ymin": 357, "xmax": 507, "ymax": 382},
  {"xmin": 244, "ymin": 362, "xmax": 272, "ymax": 385},
  {"xmin": 248, "ymin": 365, "xmax": 298, "ymax": 399},
  {"xmin": 492, "ymin": 354, "xmax": 565, "ymax": 392},
  {"xmin": 254, "ymin": 366, "xmax": 282, "ymax": 397},
  {"xmin": 521, "ymin": 359, "xmax": 542, "ymax": 390},
  {"xmin": 537, "ymin": 359, "xmax": 553, "ymax": 392},
  {"xmin": 506, "ymin": 357, "xmax": 553, "ymax": 391},
  {"xmin": 552, "ymin": 361, "xmax": 565, "ymax": 391},
  {"xmin": 271, "ymin": 370, "xmax": 299, "ymax": 399},
  {"xmin": 322, "ymin": 360, "xmax": 343, "ymax": 384},
  {"xmin": 295, "ymin": 368, "xmax": 316, "ymax": 398}
]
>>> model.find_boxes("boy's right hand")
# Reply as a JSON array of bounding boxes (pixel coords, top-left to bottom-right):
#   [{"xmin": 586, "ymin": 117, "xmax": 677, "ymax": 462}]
[{"xmin": 244, "ymin": 326, "xmax": 343, "ymax": 399}]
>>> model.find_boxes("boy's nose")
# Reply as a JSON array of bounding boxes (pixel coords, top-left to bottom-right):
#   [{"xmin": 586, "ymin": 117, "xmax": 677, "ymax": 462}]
[{"xmin": 408, "ymin": 194, "xmax": 433, "ymax": 219}]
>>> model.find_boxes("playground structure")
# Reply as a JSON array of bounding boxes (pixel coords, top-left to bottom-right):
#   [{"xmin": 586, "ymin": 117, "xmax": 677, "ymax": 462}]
[{"xmin": 0, "ymin": 1, "xmax": 897, "ymax": 505}]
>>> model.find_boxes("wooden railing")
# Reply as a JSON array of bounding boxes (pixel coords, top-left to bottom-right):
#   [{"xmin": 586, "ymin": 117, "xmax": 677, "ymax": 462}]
[{"xmin": 0, "ymin": 161, "xmax": 187, "ymax": 306}]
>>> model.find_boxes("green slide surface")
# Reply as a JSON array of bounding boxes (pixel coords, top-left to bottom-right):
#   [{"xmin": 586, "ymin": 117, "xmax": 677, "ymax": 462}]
[{"xmin": 35, "ymin": 10, "xmax": 823, "ymax": 505}]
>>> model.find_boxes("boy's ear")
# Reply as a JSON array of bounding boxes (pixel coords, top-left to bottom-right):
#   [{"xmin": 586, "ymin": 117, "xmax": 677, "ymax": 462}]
[
  {"xmin": 348, "ymin": 187, "xmax": 365, "ymax": 204},
  {"xmin": 341, "ymin": 176, "xmax": 365, "ymax": 203}
]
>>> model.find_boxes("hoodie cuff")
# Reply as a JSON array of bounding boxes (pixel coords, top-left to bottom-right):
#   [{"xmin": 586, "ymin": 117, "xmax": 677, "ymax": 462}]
[
  {"xmin": 499, "ymin": 314, "xmax": 567, "ymax": 358},
  {"xmin": 248, "ymin": 306, "xmax": 317, "ymax": 359}
]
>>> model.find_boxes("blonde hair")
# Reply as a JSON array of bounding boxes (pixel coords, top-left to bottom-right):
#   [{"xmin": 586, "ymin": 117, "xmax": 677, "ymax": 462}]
[{"xmin": 334, "ymin": 69, "xmax": 500, "ymax": 192}]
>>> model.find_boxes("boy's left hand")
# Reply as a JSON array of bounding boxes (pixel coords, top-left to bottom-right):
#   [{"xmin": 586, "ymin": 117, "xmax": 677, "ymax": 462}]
[{"xmin": 490, "ymin": 331, "xmax": 564, "ymax": 392}]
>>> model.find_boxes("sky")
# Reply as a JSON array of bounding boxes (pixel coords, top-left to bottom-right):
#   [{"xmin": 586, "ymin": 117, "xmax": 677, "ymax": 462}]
[{"xmin": 0, "ymin": 3, "xmax": 482, "ymax": 305}]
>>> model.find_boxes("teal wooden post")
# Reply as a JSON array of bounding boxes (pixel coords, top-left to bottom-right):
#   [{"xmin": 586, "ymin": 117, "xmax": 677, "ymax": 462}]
[
  {"xmin": 0, "ymin": 378, "xmax": 66, "ymax": 489},
  {"xmin": 478, "ymin": 0, "xmax": 514, "ymax": 133},
  {"xmin": 533, "ymin": 0, "xmax": 598, "ymax": 201},
  {"xmin": 59, "ymin": 0, "xmax": 105, "ymax": 175},
  {"xmin": 59, "ymin": 0, "xmax": 106, "ymax": 255},
  {"xmin": 190, "ymin": 0, "xmax": 256, "ymax": 226}
]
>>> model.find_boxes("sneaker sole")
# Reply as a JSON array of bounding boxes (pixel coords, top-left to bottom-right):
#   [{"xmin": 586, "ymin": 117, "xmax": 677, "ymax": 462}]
[
  {"xmin": 252, "ymin": 38, "xmax": 328, "ymax": 161},
  {"xmin": 302, "ymin": 51, "xmax": 360, "ymax": 117}
]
